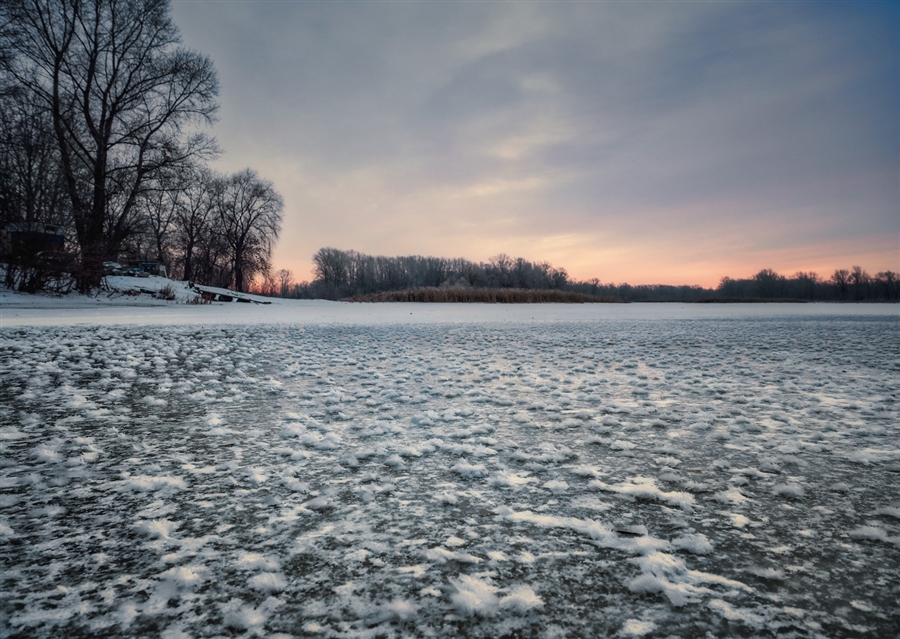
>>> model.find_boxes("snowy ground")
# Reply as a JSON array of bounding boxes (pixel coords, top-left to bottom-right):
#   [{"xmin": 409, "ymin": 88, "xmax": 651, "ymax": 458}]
[
  {"xmin": 0, "ymin": 275, "xmax": 273, "ymax": 313},
  {"xmin": 1, "ymin": 304, "xmax": 898, "ymax": 638}
]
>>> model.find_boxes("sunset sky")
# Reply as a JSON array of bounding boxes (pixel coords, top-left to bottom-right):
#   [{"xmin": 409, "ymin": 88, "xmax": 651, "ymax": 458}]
[{"xmin": 171, "ymin": 1, "xmax": 899, "ymax": 287}]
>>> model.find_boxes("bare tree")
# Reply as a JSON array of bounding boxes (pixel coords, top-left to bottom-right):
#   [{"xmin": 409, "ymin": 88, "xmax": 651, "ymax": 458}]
[
  {"xmin": 170, "ymin": 165, "xmax": 218, "ymax": 281},
  {"xmin": 190, "ymin": 222, "xmax": 230, "ymax": 287},
  {"xmin": 792, "ymin": 271, "xmax": 819, "ymax": 300},
  {"xmin": 277, "ymin": 268, "xmax": 294, "ymax": 297},
  {"xmin": 550, "ymin": 266, "xmax": 568, "ymax": 289},
  {"xmin": 830, "ymin": 269, "xmax": 850, "ymax": 299},
  {"xmin": 489, "ymin": 252, "xmax": 513, "ymax": 287},
  {"xmin": 251, "ymin": 266, "xmax": 277, "ymax": 296},
  {"xmin": 141, "ymin": 181, "xmax": 179, "ymax": 271},
  {"xmin": 0, "ymin": 87, "xmax": 72, "ymax": 290},
  {"xmin": 512, "ymin": 257, "xmax": 533, "ymax": 288},
  {"xmin": 534, "ymin": 261, "xmax": 553, "ymax": 288},
  {"xmin": 216, "ymin": 169, "xmax": 282, "ymax": 292},
  {"xmin": 313, "ymin": 247, "xmax": 350, "ymax": 294},
  {"xmin": 849, "ymin": 265, "xmax": 869, "ymax": 301},
  {"xmin": 753, "ymin": 268, "xmax": 785, "ymax": 298},
  {"xmin": 874, "ymin": 271, "xmax": 897, "ymax": 301},
  {"xmin": 2, "ymin": 0, "xmax": 219, "ymax": 289},
  {"xmin": 0, "ymin": 88, "xmax": 68, "ymax": 229}
]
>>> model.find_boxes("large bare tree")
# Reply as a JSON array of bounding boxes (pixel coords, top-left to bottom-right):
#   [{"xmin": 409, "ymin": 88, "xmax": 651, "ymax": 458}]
[
  {"xmin": 170, "ymin": 164, "xmax": 218, "ymax": 281},
  {"xmin": 1, "ymin": 0, "xmax": 218, "ymax": 289},
  {"xmin": 216, "ymin": 169, "xmax": 282, "ymax": 293}
]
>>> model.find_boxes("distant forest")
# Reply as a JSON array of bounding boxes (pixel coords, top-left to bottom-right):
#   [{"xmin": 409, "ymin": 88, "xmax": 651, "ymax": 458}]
[{"xmin": 260, "ymin": 248, "xmax": 898, "ymax": 302}]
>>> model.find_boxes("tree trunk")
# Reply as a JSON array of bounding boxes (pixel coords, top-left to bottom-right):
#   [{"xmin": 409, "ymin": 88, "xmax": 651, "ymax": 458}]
[{"xmin": 183, "ymin": 240, "xmax": 194, "ymax": 282}]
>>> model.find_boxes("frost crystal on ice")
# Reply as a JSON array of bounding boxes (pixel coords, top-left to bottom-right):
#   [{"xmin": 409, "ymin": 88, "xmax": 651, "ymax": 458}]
[{"xmin": 1, "ymin": 307, "xmax": 897, "ymax": 637}]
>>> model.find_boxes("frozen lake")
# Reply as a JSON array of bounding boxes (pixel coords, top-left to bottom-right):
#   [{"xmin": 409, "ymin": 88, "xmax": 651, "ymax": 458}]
[{"xmin": 1, "ymin": 303, "xmax": 898, "ymax": 638}]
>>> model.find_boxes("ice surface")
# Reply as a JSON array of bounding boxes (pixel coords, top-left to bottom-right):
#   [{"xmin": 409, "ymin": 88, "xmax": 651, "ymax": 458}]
[{"xmin": 1, "ymin": 304, "xmax": 898, "ymax": 637}]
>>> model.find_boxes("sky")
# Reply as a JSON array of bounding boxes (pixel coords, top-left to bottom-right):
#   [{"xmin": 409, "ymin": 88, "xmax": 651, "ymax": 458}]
[{"xmin": 170, "ymin": 0, "xmax": 899, "ymax": 287}]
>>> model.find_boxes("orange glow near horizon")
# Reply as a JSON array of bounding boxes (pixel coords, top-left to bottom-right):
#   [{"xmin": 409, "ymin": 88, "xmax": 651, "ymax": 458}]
[
  {"xmin": 270, "ymin": 235, "xmax": 899, "ymax": 291},
  {"xmin": 240, "ymin": 156, "xmax": 897, "ymax": 291},
  {"xmin": 218, "ymin": 142, "xmax": 898, "ymax": 293}
]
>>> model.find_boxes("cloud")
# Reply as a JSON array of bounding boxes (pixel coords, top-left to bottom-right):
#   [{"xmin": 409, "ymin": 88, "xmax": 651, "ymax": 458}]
[{"xmin": 171, "ymin": 2, "xmax": 899, "ymax": 284}]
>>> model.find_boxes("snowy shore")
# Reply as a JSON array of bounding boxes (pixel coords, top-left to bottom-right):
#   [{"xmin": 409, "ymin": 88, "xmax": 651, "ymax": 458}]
[{"xmin": 2, "ymin": 282, "xmax": 897, "ymax": 329}]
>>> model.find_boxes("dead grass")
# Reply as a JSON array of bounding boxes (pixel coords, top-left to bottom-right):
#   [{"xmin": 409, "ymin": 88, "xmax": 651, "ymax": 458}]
[
  {"xmin": 155, "ymin": 283, "xmax": 176, "ymax": 301},
  {"xmin": 343, "ymin": 287, "xmax": 618, "ymax": 303}
]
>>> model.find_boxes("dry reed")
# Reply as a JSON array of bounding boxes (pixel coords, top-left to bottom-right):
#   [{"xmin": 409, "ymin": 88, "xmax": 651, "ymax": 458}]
[{"xmin": 343, "ymin": 287, "xmax": 618, "ymax": 303}]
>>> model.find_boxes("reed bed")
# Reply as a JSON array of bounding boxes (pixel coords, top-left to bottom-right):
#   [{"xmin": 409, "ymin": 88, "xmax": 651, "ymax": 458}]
[{"xmin": 343, "ymin": 287, "xmax": 618, "ymax": 303}]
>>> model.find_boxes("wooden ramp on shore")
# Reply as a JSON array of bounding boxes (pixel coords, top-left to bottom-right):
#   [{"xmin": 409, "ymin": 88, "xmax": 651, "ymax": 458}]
[{"xmin": 191, "ymin": 284, "xmax": 272, "ymax": 304}]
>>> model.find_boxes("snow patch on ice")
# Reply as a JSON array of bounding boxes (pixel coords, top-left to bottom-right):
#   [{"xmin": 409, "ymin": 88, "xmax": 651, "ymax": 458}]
[
  {"xmin": 672, "ymin": 533, "xmax": 714, "ymax": 555},
  {"xmin": 772, "ymin": 483, "xmax": 804, "ymax": 498},
  {"xmin": 707, "ymin": 598, "xmax": 765, "ymax": 626},
  {"xmin": 499, "ymin": 585, "xmax": 544, "ymax": 613},
  {"xmin": 448, "ymin": 576, "xmax": 542, "ymax": 618},
  {"xmin": 120, "ymin": 475, "xmax": 187, "ymax": 493},
  {"xmin": 543, "ymin": 479, "xmax": 570, "ymax": 494},
  {"xmin": 379, "ymin": 598, "xmax": 419, "ymax": 621},
  {"xmin": 451, "ymin": 458, "xmax": 488, "ymax": 478},
  {"xmin": 235, "ymin": 553, "xmax": 280, "ymax": 571},
  {"xmin": 248, "ymin": 572, "xmax": 288, "ymax": 593},
  {"xmin": 487, "ymin": 469, "xmax": 534, "ymax": 489},
  {"xmin": 158, "ymin": 565, "xmax": 206, "ymax": 589},
  {"xmin": 590, "ymin": 476, "xmax": 694, "ymax": 509},
  {"xmin": 222, "ymin": 600, "xmax": 267, "ymax": 630},
  {"xmin": 873, "ymin": 506, "xmax": 900, "ymax": 519},
  {"xmin": 621, "ymin": 619, "xmax": 657, "ymax": 636},
  {"xmin": 449, "ymin": 575, "xmax": 498, "ymax": 617},
  {"xmin": 629, "ymin": 551, "xmax": 751, "ymax": 607},
  {"xmin": 135, "ymin": 519, "xmax": 180, "ymax": 540},
  {"xmin": 848, "ymin": 525, "xmax": 894, "ymax": 544}
]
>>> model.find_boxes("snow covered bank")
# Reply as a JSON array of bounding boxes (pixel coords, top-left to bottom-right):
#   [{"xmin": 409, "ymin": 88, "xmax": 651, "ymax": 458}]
[
  {"xmin": 2, "ymin": 296, "xmax": 897, "ymax": 328},
  {"xmin": 0, "ymin": 276, "xmax": 282, "ymax": 326}
]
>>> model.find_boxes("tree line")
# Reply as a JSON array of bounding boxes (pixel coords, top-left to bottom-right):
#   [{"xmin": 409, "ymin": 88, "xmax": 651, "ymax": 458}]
[
  {"xmin": 568, "ymin": 268, "xmax": 897, "ymax": 302},
  {"xmin": 292, "ymin": 248, "xmax": 572, "ymax": 300},
  {"xmin": 265, "ymin": 248, "xmax": 898, "ymax": 303},
  {"xmin": 0, "ymin": 0, "xmax": 282, "ymax": 293},
  {"xmin": 713, "ymin": 267, "xmax": 898, "ymax": 302}
]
